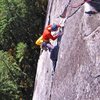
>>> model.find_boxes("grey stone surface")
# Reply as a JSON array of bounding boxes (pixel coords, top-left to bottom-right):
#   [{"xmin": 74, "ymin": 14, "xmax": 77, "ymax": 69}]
[{"xmin": 32, "ymin": 0, "xmax": 100, "ymax": 100}]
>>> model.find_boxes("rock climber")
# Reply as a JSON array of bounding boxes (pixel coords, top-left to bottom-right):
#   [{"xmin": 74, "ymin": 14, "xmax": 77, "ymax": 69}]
[{"xmin": 35, "ymin": 23, "xmax": 63, "ymax": 51}]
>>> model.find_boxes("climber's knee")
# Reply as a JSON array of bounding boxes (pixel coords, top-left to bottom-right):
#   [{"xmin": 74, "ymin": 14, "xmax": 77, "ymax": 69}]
[
  {"xmin": 41, "ymin": 42, "xmax": 53, "ymax": 51},
  {"xmin": 40, "ymin": 42, "xmax": 48, "ymax": 51}
]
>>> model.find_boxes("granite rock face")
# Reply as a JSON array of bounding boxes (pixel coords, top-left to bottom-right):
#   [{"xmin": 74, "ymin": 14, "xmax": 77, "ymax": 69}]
[{"xmin": 33, "ymin": 0, "xmax": 100, "ymax": 100}]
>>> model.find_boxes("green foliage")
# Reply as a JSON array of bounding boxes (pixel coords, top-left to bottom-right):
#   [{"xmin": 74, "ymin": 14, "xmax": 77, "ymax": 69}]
[
  {"xmin": 0, "ymin": 50, "xmax": 22, "ymax": 100},
  {"xmin": 16, "ymin": 42, "xmax": 27, "ymax": 63},
  {"xmin": 0, "ymin": 0, "xmax": 48, "ymax": 99}
]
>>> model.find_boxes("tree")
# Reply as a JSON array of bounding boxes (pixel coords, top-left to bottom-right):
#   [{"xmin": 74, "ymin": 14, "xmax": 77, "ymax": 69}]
[
  {"xmin": 0, "ymin": 51, "xmax": 22, "ymax": 100},
  {"xmin": 0, "ymin": 0, "xmax": 48, "ymax": 99}
]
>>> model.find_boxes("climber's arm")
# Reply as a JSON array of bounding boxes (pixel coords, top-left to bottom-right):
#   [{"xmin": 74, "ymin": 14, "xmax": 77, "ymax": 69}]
[
  {"xmin": 49, "ymin": 31, "xmax": 63, "ymax": 41},
  {"xmin": 49, "ymin": 34, "xmax": 58, "ymax": 40}
]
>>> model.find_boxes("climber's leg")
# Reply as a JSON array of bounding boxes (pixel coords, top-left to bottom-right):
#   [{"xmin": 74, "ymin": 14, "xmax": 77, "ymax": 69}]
[
  {"xmin": 46, "ymin": 43, "xmax": 54, "ymax": 51},
  {"xmin": 41, "ymin": 42, "xmax": 54, "ymax": 51},
  {"xmin": 52, "ymin": 61, "xmax": 57, "ymax": 72},
  {"xmin": 50, "ymin": 45, "xmax": 59, "ymax": 72}
]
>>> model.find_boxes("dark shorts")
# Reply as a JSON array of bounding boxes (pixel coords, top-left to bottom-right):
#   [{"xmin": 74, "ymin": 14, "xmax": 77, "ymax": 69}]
[
  {"xmin": 41, "ymin": 42, "xmax": 47, "ymax": 48},
  {"xmin": 41, "ymin": 41, "xmax": 51, "ymax": 51}
]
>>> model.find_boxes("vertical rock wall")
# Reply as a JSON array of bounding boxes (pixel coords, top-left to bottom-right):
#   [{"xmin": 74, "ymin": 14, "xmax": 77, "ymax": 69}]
[{"xmin": 33, "ymin": 0, "xmax": 100, "ymax": 100}]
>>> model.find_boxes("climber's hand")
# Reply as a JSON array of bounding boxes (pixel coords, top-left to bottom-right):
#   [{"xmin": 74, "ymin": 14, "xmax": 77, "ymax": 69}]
[
  {"xmin": 60, "ymin": 23, "xmax": 64, "ymax": 27},
  {"xmin": 60, "ymin": 18, "xmax": 66, "ymax": 27}
]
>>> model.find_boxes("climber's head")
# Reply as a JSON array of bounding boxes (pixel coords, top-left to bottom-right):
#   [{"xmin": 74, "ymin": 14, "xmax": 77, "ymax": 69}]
[{"xmin": 51, "ymin": 23, "xmax": 60, "ymax": 31}]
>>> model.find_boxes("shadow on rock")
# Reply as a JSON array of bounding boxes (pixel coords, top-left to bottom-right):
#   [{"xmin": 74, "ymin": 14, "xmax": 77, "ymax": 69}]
[{"xmin": 90, "ymin": 0, "xmax": 100, "ymax": 12}]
